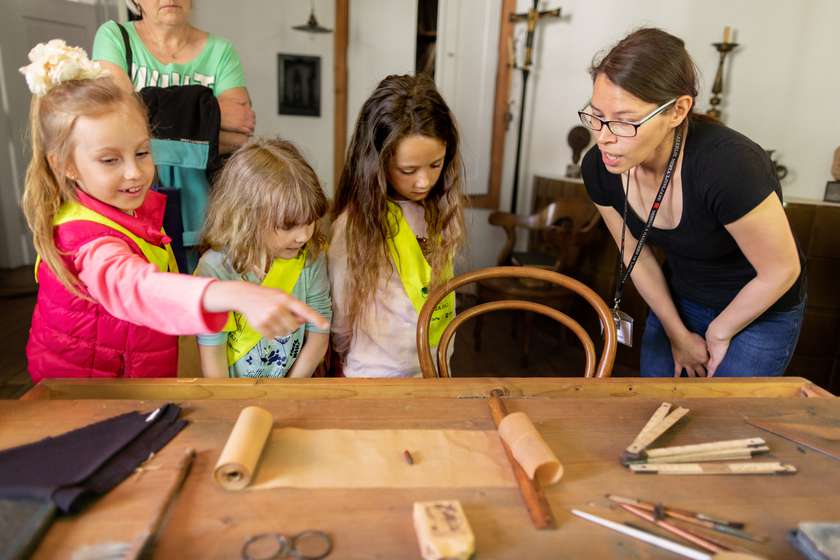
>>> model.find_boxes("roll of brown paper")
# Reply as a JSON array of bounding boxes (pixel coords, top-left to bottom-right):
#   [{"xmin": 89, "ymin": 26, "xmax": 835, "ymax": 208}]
[
  {"xmin": 498, "ymin": 411, "xmax": 563, "ymax": 485},
  {"xmin": 214, "ymin": 406, "xmax": 274, "ymax": 490}
]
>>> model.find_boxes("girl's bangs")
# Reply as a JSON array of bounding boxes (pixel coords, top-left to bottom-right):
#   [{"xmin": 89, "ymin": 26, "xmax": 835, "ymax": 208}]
[{"xmin": 273, "ymin": 185, "xmax": 327, "ymax": 230}]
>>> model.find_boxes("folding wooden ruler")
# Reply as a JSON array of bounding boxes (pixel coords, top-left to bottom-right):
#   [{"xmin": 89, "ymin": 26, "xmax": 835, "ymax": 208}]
[
  {"xmin": 629, "ymin": 462, "xmax": 797, "ymax": 475},
  {"xmin": 621, "ymin": 402, "xmax": 690, "ymax": 465}
]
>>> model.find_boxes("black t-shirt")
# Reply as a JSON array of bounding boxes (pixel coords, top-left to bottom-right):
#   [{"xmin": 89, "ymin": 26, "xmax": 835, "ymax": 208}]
[{"xmin": 582, "ymin": 118, "xmax": 805, "ymax": 312}]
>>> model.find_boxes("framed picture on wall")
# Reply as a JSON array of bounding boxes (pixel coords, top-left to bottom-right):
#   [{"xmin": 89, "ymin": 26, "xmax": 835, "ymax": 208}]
[{"xmin": 277, "ymin": 54, "xmax": 321, "ymax": 117}]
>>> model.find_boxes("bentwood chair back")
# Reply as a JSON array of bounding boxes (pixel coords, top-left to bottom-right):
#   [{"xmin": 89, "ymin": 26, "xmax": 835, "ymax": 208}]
[{"xmin": 417, "ymin": 266, "xmax": 617, "ymax": 378}]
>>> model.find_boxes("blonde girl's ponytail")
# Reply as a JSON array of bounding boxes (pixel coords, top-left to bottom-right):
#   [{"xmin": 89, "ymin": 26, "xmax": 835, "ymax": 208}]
[
  {"xmin": 19, "ymin": 40, "xmax": 141, "ymax": 296},
  {"xmin": 21, "ymin": 95, "xmax": 82, "ymax": 294}
]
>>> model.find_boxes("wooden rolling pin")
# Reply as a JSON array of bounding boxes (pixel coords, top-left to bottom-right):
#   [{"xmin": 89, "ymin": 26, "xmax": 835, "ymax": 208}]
[{"xmin": 488, "ymin": 389, "xmax": 555, "ymax": 529}]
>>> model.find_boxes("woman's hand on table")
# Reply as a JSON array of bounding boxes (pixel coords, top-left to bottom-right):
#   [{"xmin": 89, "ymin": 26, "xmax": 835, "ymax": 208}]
[{"xmin": 671, "ymin": 330, "xmax": 710, "ymax": 377}]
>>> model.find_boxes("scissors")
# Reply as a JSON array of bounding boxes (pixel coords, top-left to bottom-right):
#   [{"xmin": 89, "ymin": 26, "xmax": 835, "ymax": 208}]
[{"xmin": 241, "ymin": 530, "xmax": 333, "ymax": 560}]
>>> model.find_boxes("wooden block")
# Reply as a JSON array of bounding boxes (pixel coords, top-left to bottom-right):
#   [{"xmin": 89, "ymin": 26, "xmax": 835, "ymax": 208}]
[{"xmin": 413, "ymin": 501, "xmax": 475, "ymax": 560}]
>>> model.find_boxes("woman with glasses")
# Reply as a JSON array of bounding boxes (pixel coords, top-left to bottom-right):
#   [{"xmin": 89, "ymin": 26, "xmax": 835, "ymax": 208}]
[{"xmin": 580, "ymin": 28, "xmax": 805, "ymax": 378}]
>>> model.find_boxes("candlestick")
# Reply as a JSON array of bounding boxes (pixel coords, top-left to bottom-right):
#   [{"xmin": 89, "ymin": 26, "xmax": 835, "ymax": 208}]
[{"xmin": 706, "ymin": 33, "xmax": 739, "ymax": 122}]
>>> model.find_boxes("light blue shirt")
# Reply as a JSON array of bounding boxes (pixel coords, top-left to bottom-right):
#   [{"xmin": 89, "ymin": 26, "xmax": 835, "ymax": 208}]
[{"xmin": 195, "ymin": 249, "xmax": 332, "ymax": 377}]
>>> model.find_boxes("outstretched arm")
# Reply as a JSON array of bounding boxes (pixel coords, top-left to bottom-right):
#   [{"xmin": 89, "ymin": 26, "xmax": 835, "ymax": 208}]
[{"xmin": 76, "ymin": 237, "xmax": 329, "ymax": 338}]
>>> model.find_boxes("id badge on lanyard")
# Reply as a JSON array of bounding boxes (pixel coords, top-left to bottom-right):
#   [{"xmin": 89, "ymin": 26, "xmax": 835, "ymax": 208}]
[
  {"xmin": 612, "ymin": 307, "xmax": 635, "ymax": 347},
  {"xmin": 611, "ymin": 128, "xmax": 682, "ymax": 347}
]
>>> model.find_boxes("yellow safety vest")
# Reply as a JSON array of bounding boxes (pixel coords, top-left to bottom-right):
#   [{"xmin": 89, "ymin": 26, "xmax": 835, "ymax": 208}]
[
  {"xmin": 36, "ymin": 201, "xmax": 178, "ymax": 278},
  {"xmin": 222, "ymin": 250, "xmax": 307, "ymax": 366},
  {"xmin": 386, "ymin": 201, "xmax": 455, "ymax": 347}
]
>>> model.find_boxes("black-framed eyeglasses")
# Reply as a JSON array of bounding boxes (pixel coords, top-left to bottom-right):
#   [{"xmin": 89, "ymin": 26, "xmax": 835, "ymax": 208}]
[{"xmin": 578, "ymin": 98, "xmax": 677, "ymax": 138}]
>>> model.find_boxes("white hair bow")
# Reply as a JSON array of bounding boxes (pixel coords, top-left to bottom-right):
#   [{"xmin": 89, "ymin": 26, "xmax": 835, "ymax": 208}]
[{"xmin": 19, "ymin": 39, "xmax": 108, "ymax": 96}]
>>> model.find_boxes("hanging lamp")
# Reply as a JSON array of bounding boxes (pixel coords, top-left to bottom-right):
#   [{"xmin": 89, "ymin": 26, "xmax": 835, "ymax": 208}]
[{"xmin": 292, "ymin": 1, "xmax": 333, "ymax": 34}]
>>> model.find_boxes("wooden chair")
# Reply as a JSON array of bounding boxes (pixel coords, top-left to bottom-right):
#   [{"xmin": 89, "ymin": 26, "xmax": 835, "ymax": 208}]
[
  {"xmin": 417, "ymin": 266, "xmax": 617, "ymax": 378},
  {"xmin": 474, "ymin": 199, "xmax": 602, "ymax": 365}
]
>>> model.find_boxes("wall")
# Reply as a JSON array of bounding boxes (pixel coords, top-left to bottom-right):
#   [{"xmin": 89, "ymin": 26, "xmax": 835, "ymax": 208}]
[
  {"xmin": 346, "ymin": 0, "xmax": 417, "ymax": 147},
  {"xmin": 0, "ymin": 0, "xmax": 120, "ymax": 268},
  {"xmin": 459, "ymin": 0, "xmax": 840, "ymax": 271},
  {"xmin": 192, "ymin": 0, "xmax": 337, "ymax": 193},
  {"xmin": 193, "ymin": 0, "xmax": 418, "ymax": 199}
]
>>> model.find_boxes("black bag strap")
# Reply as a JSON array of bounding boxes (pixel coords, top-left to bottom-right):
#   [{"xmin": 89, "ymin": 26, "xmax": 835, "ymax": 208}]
[{"xmin": 115, "ymin": 22, "xmax": 132, "ymax": 76}]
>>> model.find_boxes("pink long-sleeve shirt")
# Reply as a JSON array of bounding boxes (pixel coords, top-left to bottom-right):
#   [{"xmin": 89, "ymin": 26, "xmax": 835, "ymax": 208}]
[{"xmin": 75, "ymin": 236, "xmax": 226, "ymax": 335}]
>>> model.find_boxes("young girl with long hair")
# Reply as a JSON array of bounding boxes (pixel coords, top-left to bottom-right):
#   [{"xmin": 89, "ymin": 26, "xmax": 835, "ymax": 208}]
[
  {"xmin": 20, "ymin": 40, "xmax": 326, "ymax": 381},
  {"xmin": 329, "ymin": 73, "xmax": 465, "ymax": 377},
  {"xmin": 195, "ymin": 138, "xmax": 331, "ymax": 378}
]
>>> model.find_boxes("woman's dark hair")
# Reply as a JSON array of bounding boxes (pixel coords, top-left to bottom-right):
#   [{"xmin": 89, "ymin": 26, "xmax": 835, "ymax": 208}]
[{"xmin": 590, "ymin": 28, "xmax": 702, "ymax": 116}]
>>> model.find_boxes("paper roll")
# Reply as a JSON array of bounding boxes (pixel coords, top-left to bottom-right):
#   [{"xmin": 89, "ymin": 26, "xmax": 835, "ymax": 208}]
[
  {"xmin": 214, "ymin": 406, "xmax": 274, "ymax": 490},
  {"xmin": 497, "ymin": 411, "xmax": 563, "ymax": 485}
]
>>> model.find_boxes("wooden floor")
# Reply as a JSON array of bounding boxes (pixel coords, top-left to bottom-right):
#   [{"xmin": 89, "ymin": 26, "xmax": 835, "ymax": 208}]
[
  {"xmin": 0, "ymin": 268, "xmax": 636, "ymax": 399},
  {"xmin": 0, "ymin": 266, "xmax": 37, "ymax": 398}
]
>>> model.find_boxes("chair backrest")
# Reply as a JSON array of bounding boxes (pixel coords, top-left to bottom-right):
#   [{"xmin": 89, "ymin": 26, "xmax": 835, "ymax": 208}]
[
  {"xmin": 488, "ymin": 202, "xmax": 563, "ymax": 266},
  {"xmin": 488, "ymin": 201, "xmax": 602, "ymax": 269},
  {"xmin": 542, "ymin": 200, "xmax": 602, "ymax": 271},
  {"xmin": 417, "ymin": 266, "xmax": 617, "ymax": 379}
]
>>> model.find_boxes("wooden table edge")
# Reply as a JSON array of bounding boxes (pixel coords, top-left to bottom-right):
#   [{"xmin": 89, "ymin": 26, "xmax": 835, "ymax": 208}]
[{"xmin": 19, "ymin": 376, "xmax": 835, "ymax": 401}]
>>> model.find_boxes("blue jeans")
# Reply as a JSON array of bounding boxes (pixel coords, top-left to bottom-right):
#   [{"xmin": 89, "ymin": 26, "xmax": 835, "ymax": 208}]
[{"xmin": 640, "ymin": 296, "xmax": 805, "ymax": 377}]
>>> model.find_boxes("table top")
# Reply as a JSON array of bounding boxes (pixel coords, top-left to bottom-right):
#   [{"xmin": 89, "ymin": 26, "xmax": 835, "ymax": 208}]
[
  {"xmin": 4, "ymin": 377, "xmax": 838, "ymax": 559},
  {"xmin": 20, "ymin": 375, "xmax": 833, "ymax": 401}
]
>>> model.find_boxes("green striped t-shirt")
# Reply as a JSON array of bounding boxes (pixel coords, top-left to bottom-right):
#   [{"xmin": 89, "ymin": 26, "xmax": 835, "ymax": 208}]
[{"xmin": 92, "ymin": 20, "xmax": 245, "ymax": 95}]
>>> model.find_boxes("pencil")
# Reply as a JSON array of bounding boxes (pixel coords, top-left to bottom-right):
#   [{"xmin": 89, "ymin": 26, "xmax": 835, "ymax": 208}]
[{"xmin": 571, "ymin": 509, "xmax": 710, "ymax": 560}]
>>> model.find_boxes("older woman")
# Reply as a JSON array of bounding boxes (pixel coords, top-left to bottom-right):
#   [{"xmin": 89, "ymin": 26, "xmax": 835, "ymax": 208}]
[
  {"xmin": 92, "ymin": 0, "xmax": 255, "ymax": 153},
  {"xmin": 579, "ymin": 28, "xmax": 805, "ymax": 378}
]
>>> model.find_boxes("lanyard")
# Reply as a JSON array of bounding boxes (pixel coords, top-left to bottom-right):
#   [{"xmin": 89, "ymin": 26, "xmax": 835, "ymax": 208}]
[{"xmin": 613, "ymin": 128, "xmax": 683, "ymax": 310}]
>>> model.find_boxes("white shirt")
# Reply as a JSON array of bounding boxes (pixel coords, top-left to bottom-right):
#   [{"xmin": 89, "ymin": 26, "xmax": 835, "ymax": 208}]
[{"xmin": 328, "ymin": 201, "xmax": 452, "ymax": 377}]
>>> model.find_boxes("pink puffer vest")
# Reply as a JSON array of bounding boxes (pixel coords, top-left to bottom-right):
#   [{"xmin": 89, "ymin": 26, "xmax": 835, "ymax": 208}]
[{"xmin": 26, "ymin": 191, "xmax": 178, "ymax": 381}]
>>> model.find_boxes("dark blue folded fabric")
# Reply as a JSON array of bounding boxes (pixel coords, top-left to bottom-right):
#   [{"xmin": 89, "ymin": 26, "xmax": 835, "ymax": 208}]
[{"xmin": 0, "ymin": 403, "xmax": 187, "ymax": 513}]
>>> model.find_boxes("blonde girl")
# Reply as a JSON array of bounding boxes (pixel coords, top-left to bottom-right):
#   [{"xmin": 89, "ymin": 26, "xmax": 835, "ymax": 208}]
[
  {"xmin": 329, "ymin": 73, "xmax": 465, "ymax": 377},
  {"xmin": 195, "ymin": 138, "xmax": 331, "ymax": 378},
  {"xmin": 21, "ymin": 40, "xmax": 326, "ymax": 381}
]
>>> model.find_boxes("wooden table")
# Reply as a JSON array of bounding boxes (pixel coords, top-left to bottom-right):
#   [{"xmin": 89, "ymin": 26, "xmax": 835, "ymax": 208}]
[{"xmin": 5, "ymin": 377, "xmax": 838, "ymax": 559}]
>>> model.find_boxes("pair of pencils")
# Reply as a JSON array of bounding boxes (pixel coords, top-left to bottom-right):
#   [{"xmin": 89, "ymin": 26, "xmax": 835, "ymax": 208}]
[{"xmin": 607, "ymin": 495, "xmax": 766, "ymax": 544}]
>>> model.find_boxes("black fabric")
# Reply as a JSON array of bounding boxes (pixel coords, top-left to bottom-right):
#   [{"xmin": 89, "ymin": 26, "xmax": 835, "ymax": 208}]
[
  {"xmin": 582, "ymin": 118, "xmax": 805, "ymax": 312},
  {"xmin": 112, "ymin": 19, "xmax": 221, "ymax": 174},
  {"xmin": 139, "ymin": 85, "xmax": 222, "ymax": 178},
  {"xmin": 139, "ymin": 85, "xmax": 222, "ymax": 272},
  {"xmin": 157, "ymin": 186, "xmax": 187, "ymax": 272},
  {"xmin": 0, "ymin": 404, "xmax": 186, "ymax": 514}
]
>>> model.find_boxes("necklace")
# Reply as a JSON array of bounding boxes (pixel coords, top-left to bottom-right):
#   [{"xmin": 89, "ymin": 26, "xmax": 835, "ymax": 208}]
[{"xmin": 138, "ymin": 22, "xmax": 192, "ymax": 61}]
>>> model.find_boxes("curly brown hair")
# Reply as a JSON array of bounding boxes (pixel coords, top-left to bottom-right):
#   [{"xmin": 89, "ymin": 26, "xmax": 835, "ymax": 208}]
[{"xmin": 332, "ymin": 74, "xmax": 466, "ymax": 353}]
